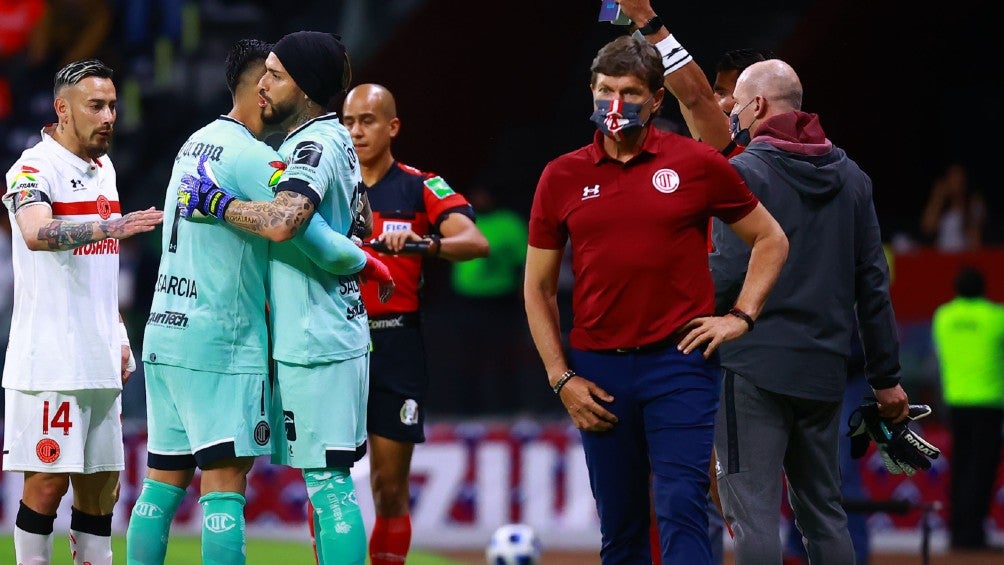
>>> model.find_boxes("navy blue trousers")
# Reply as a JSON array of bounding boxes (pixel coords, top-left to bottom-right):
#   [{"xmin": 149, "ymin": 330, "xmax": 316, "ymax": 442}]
[{"xmin": 571, "ymin": 346, "xmax": 721, "ymax": 565}]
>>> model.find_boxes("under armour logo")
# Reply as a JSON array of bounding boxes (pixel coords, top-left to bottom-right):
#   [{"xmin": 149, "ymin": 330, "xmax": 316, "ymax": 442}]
[
  {"xmin": 70, "ymin": 179, "xmax": 84, "ymax": 190},
  {"xmin": 582, "ymin": 185, "xmax": 600, "ymax": 200}
]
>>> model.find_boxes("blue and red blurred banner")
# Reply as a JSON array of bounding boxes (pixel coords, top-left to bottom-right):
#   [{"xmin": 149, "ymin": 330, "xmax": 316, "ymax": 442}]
[{"xmin": 1, "ymin": 419, "xmax": 1001, "ymax": 550}]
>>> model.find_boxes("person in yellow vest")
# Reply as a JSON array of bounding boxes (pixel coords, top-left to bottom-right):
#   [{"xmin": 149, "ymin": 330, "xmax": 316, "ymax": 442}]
[{"xmin": 932, "ymin": 265, "xmax": 1004, "ymax": 551}]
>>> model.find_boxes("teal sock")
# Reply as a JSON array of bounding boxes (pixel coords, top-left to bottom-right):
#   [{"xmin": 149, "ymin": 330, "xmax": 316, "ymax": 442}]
[
  {"xmin": 198, "ymin": 491, "xmax": 247, "ymax": 565},
  {"xmin": 304, "ymin": 468, "xmax": 366, "ymax": 565},
  {"xmin": 126, "ymin": 478, "xmax": 186, "ymax": 565}
]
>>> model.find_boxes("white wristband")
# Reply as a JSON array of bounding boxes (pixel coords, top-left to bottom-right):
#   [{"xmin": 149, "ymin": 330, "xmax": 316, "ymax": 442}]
[
  {"xmin": 119, "ymin": 321, "xmax": 131, "ymax": 346},
  {"xmin": 119, "ymin": 321, "xmax": 136, "ymax": 372},
  {"xmin": 654, "ymin": 34, "xmax": 693, "ymax": 76}
]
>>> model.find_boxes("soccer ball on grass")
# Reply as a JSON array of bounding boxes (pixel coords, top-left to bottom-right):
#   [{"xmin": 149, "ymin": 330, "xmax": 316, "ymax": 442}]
[{"xmin": 485, "ymin": 523, "xmax": 542, "ymax": 565}]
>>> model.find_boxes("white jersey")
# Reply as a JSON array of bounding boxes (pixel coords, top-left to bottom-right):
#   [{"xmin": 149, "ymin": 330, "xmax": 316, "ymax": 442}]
[{"xmin": 2, "ymin": 132, "xmax": 123, "ymax": 391}]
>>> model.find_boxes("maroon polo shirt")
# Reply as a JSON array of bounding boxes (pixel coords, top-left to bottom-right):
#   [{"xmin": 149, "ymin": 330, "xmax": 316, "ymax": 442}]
[{"xmin": 529, "ymin": 127, "xmax": 758, "ymax": 351}]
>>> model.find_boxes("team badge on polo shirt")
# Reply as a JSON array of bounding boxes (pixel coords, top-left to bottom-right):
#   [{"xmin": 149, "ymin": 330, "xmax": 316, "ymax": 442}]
[
  {"xmin": 96, "ymin": 195, "xmax": 112, "ymax": 219},
  {"xmin": 652, "ymin": 168, "xmax": 680, "ymax": 194}
]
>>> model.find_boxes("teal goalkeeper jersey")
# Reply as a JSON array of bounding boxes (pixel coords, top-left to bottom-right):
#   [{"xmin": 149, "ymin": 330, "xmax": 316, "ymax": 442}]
[
  {"xmin": 144, "ymin": 116, "xmax": 284, "ymax": 372},
  {"xmin": 269, "ymin": 113, "xmax": 369, "ymax": 364}
]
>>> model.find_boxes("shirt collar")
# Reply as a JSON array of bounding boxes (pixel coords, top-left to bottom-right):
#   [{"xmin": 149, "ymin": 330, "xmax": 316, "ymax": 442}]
[
  {"xmin": 586, "ymin": 125, "xmax": 659, "ymax": 165},
  {"xmin": 285, "ymin": 111, "xmax": 340, "ymax": 141},
  {"xmin": 40, "ymin": 127, "xmax": 103, "ymax": 175}
]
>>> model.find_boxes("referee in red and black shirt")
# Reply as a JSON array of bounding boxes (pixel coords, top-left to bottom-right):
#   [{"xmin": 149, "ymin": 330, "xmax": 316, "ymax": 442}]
[{"xmin": 342, "ymin": 83, "xmax": 489, "ymax": 565}]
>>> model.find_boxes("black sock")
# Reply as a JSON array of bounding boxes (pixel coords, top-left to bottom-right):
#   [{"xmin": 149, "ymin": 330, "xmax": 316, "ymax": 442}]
[
  {"xmin": 15, "ymin": 501, "xmax": 56, "ymax": 535},
  {"xmin": 70, "ymin": 506, "xmax": 113, "ymax": 536}
]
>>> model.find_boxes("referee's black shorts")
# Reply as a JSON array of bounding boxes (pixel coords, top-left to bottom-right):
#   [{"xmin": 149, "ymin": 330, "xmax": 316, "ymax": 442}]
[{"xmin": 367, "ymin": 313, "xmax": 429, "ymax": 444}]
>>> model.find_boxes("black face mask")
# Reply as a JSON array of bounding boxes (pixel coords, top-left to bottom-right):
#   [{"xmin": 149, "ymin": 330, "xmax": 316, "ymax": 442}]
[{"xmin": 729, "ymin": 98, "xmax": 756, "ymax": 146}]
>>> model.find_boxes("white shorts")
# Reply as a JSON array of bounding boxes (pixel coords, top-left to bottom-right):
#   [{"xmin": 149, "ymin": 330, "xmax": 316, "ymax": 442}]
[{"xmin": 2, "ymin": 388, "xmax": 124, "ymax": 473}]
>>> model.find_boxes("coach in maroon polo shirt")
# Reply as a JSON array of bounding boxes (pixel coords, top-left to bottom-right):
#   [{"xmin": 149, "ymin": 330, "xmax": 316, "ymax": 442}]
[{"xmin": 524, "ymin": 35, "xmax": 788, "ymax": 565}]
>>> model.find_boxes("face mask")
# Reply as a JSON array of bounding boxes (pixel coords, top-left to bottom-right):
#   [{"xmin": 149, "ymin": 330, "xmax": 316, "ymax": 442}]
[
  {"xmin": 590, "ymin": 97, "xmax": 650, "ymax": 141},
  {"xmin": 729, "ymin": 98, "xmax": 756, "ymax": 146}
]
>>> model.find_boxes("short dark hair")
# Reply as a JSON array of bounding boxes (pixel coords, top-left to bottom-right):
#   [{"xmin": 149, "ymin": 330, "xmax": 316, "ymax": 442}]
[
  {"xmin": 715, "ymin": 48, "xmax": 775, "ymax": 74},
  {"xmin": 53, "ymin": 59, "xmax": 113, "ymax": 98},
  {"xmin": 591, "ymin": 35, "xmax": 664, "ymax": 95},
  {"xmin": 955, "ymin": 265, "xmax": 985, "ymax": 298},
  {"xmin": 225, "ymin": 38, "xmax": 273, "ymax": 96}
]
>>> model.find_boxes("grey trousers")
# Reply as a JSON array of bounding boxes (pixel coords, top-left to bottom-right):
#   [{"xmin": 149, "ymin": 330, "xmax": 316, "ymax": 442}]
[{"xmin": 714, "ymin": 370, "xmax": 855, "ymax": 565}]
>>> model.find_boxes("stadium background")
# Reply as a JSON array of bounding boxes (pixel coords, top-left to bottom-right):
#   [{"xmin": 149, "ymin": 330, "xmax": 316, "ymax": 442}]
[{"xmin": 1, "ymin": 0, "xmax": 1001, "ymax": 562}]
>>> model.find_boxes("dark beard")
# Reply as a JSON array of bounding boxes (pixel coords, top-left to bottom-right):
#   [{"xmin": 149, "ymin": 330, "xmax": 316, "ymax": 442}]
[
  {"xmin": 85, "ymin": 133, "xmax": 110, "ymax": 160},
  {"xmin": 262, "ymin": 101, "xmax": 294, "ymax": 126}
]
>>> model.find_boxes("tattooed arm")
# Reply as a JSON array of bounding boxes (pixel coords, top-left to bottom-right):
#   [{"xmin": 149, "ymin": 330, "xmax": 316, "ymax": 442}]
[
  {"xmin": 14, "ymin": 204, "xmax": 163, "ymax": 251},
  {"xmin": 223, "ymin": 190, "xmax": 316, "ymax": 242}
]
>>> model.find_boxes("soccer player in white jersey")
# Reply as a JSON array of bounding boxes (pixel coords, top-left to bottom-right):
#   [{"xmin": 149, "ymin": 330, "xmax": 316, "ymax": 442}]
[
  {"xmin": 126, "ymin": 39, "xmax": 391, "ymax": 565},
  {"xmin": 178, "ymin": 31, "xmax": 392, "ymax": 565},
  {"xmin": 1, "ymin": 59, "xmax": 163, "ymax": 565}
]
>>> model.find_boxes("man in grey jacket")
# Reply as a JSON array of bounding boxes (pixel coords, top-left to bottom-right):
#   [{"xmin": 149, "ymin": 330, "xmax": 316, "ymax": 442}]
[{"xmin": 709, "ymin": 59, "xmax": 910, "ymax": 565}]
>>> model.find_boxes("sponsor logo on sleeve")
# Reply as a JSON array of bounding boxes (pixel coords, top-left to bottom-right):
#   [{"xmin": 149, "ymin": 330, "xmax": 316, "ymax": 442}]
[
  {"xmin": 7, "ymin": 187, "xmax": 46, "ymax": 212},
  {"xmin": 267, "ymin": 160, "xmax": 286, "ymax": 188},
  {"xmin": 291, "ymin": 141, "xmax": 323, "ymax": 167},
  {"xmin": 424, "ymin": 176, "xmax": 455, "ymax": 199},
  {"xmin": 8, "ymin": 166, "xmax": 39, "ymax": 189}
]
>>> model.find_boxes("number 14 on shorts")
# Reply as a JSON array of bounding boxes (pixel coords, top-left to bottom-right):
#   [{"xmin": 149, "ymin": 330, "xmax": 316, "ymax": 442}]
[{"xmin": 43, "ymin": 400, "xmax": 73, "ymax": 435}]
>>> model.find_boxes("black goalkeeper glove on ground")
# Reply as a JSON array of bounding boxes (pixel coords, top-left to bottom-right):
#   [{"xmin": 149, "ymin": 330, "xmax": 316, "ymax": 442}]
[{"xmin": 847, "ymin": 402, "xmax": 941, "ymax": 476}]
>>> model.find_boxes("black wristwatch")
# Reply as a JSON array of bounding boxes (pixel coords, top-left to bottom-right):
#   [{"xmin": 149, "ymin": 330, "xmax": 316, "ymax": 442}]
[{"xmin": 637, "ymin": 15, "xmax": 664, "ymax": 36}]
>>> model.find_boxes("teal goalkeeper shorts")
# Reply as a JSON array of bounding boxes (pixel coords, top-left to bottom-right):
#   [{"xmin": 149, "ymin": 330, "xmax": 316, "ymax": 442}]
[
  {"xmin": 143, "ymin": 363, "xmax": 273, "ymax": 470},
  {"xmin": 270, "ymin": 353, "xmax": 369, "ymax": 469}
]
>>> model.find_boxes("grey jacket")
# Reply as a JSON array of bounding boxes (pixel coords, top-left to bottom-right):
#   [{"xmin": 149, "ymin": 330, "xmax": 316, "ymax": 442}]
[{"xmin": 710, "ymin": 112, "xmax": 901, "ymax": 401}]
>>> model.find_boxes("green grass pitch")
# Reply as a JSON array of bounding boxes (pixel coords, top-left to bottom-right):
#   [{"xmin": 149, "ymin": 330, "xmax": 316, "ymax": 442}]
[{"xmin": 0, "ymin": 534, "xmax": 468, "ymax": 564}]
